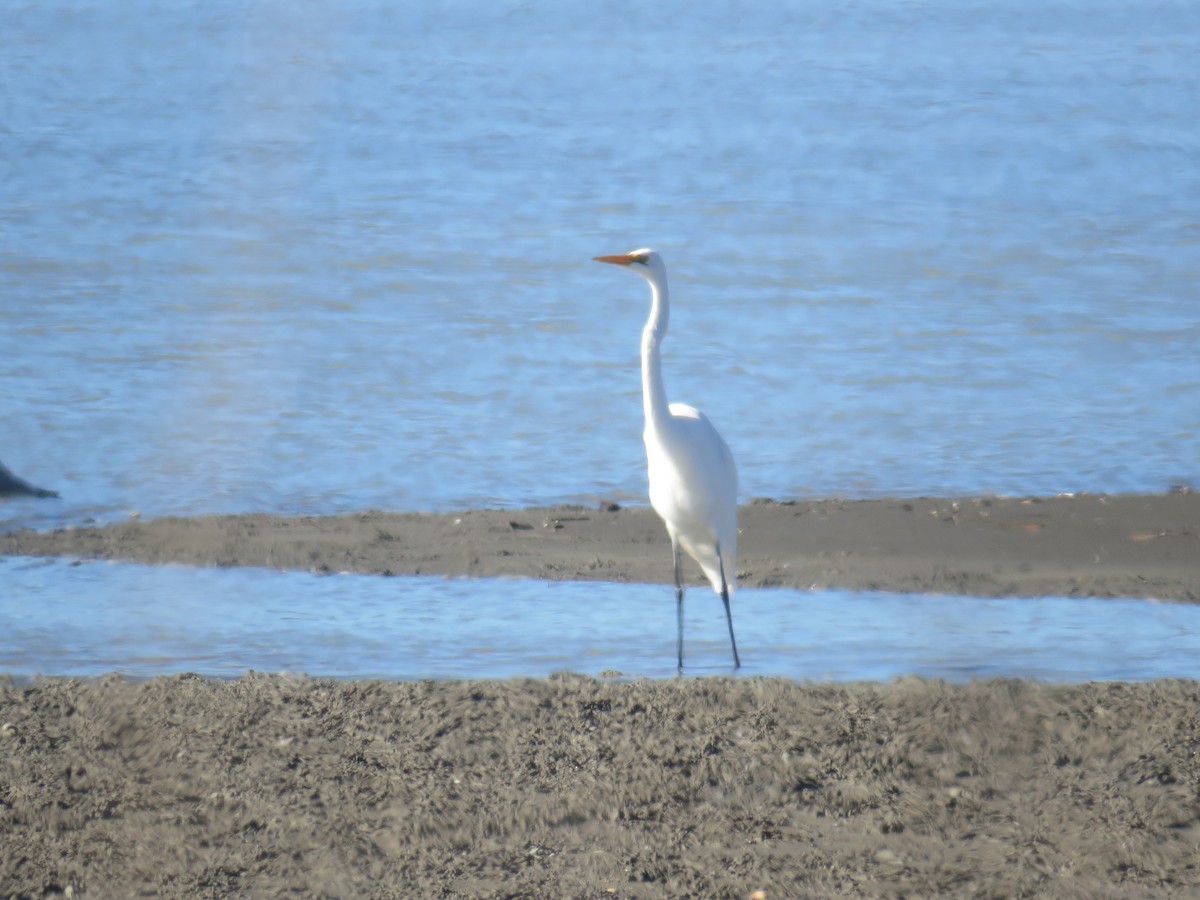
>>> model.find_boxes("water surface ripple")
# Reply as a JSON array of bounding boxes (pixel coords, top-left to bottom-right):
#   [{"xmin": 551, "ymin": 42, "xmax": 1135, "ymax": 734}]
[{"xmin": 2, "ymin": 1, "xmax": 1197, "ymax": 529}]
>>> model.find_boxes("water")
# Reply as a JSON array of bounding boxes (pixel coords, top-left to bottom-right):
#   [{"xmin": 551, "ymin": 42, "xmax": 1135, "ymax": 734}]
[
  {"xmin": 4, "ymin": 556, "xmax": 1198, "ymax": 682},
  {"xmin": 3, "ymin": 2, "xmax": 1198, "ymax": 682},
  {"xmin": 2, "ymin": 0, "xmax": 1198, "ymax": 532}
]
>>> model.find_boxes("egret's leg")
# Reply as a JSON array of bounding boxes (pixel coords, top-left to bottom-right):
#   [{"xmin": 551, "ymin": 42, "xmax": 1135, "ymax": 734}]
[
  {"xmin": 717, "ymin": 545, "xmax": 741, "ymax": 669},
  {"xmin": 673, "ymin": 539, "xmax": 684, "ymax": 673}
]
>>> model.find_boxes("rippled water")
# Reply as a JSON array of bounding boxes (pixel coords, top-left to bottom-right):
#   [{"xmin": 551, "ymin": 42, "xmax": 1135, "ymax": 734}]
[
  {"xmin": 2, "ymin": 0, "xmax": 1197, "ymax": 533},
  {"xmin": 3, "ymin": 3, "xmax": 1198, "ymax": 681},
  {"xmin": 4, "ymin": 557, "xmax": 1199, "ymax": 682}
]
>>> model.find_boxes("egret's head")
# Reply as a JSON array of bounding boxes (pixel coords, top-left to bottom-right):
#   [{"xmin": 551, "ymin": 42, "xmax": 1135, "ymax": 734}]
[{"xmin": 593, "ymin": 248, "xmax": 665, "ymax": 282}]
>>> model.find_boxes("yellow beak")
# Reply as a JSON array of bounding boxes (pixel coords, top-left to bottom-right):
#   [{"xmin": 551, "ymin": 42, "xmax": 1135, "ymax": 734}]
[{"xmin": 593, "ymin": 253, "xmax": 637, "ymax": 266}]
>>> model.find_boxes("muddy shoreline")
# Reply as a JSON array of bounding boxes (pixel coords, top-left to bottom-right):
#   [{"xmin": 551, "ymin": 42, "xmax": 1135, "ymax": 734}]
[{"xmin": 3, "ymin": 492, "xmax": 1197, "ymax": 600}]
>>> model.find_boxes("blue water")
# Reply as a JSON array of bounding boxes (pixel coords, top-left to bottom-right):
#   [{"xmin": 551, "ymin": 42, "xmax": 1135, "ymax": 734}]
[
  {"xmin": 2, "ymin": 0, "xmax": 1197, "ymax": 532},
  {"xmin": 4, "ymin": 556, "xmax": 1199, "ymax": 682}
]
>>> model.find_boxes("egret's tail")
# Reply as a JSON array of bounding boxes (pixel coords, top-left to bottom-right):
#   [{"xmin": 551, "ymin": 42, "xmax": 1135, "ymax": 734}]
[{"xmin": 690, "ymin": 541, "xmax": 735, "ymax": 596}]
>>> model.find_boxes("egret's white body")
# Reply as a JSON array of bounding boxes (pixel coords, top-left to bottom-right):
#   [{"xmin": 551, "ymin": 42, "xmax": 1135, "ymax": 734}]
[{"xmin": 594, "ymin": 249, "xmax": 740, "ymax": 670}]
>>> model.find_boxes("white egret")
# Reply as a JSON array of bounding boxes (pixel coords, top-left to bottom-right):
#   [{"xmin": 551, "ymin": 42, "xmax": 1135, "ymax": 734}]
[{"xmin": 594, "ymin": 249, "xmax": 741, "ymax": 670}]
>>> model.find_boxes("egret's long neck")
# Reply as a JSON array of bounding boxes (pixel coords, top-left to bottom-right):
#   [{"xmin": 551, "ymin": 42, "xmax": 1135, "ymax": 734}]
[{"xmin": 641, "ymin": 271, "xmax": 671, "ymax": 431}]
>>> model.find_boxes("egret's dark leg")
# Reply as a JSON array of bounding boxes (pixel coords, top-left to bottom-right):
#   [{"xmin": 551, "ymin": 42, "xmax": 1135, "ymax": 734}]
[
  {"xmin": 673, "ymin": 540, "xmax": 684, "ymax": 673},
  {"xmin": 717, "ymin": 544, "xmax": 741, "ymax": 669}
]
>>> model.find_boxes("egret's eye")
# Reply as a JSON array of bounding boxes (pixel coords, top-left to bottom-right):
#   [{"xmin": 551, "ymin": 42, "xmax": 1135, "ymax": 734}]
[{"xmin": 633, "ymin": 255, "xmax": 649, "ymax": 265}]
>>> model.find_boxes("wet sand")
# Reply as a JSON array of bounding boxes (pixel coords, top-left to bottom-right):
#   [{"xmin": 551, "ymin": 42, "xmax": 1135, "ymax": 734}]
[
  {"xmin": 3, "ymin": 492, "xmax": 1200, "ymax": 896},
  {"xmin": 4, "ymin": 675, "xmax": 1200, "ymax": 897},
  {"xmin": 3, "ymin": 492, "xmax": 1198, "ymax": 600}
]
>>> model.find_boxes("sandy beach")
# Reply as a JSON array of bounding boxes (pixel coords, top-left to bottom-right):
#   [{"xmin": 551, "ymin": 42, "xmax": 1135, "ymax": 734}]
[{"xmin": 3, "ymin": 492, "xmax": 1200, "ymax": 897}]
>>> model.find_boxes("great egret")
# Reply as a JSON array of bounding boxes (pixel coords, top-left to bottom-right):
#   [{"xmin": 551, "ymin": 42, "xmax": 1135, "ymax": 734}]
[{"xmin": 594, "ymin": 249, "xmax": 741, "ymax": 671}]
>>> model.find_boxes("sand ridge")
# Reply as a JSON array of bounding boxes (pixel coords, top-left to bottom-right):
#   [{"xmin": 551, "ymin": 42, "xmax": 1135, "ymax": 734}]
[{"xmin": 2, "ymin": 492, "xmax": 1197, "ymax": 600}]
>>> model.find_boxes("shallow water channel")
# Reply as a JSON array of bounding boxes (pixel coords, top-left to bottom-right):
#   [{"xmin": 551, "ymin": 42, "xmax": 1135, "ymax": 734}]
[{"xmin": 4, "ymin": 556, "xmax": 1197, "ymax": 682}]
